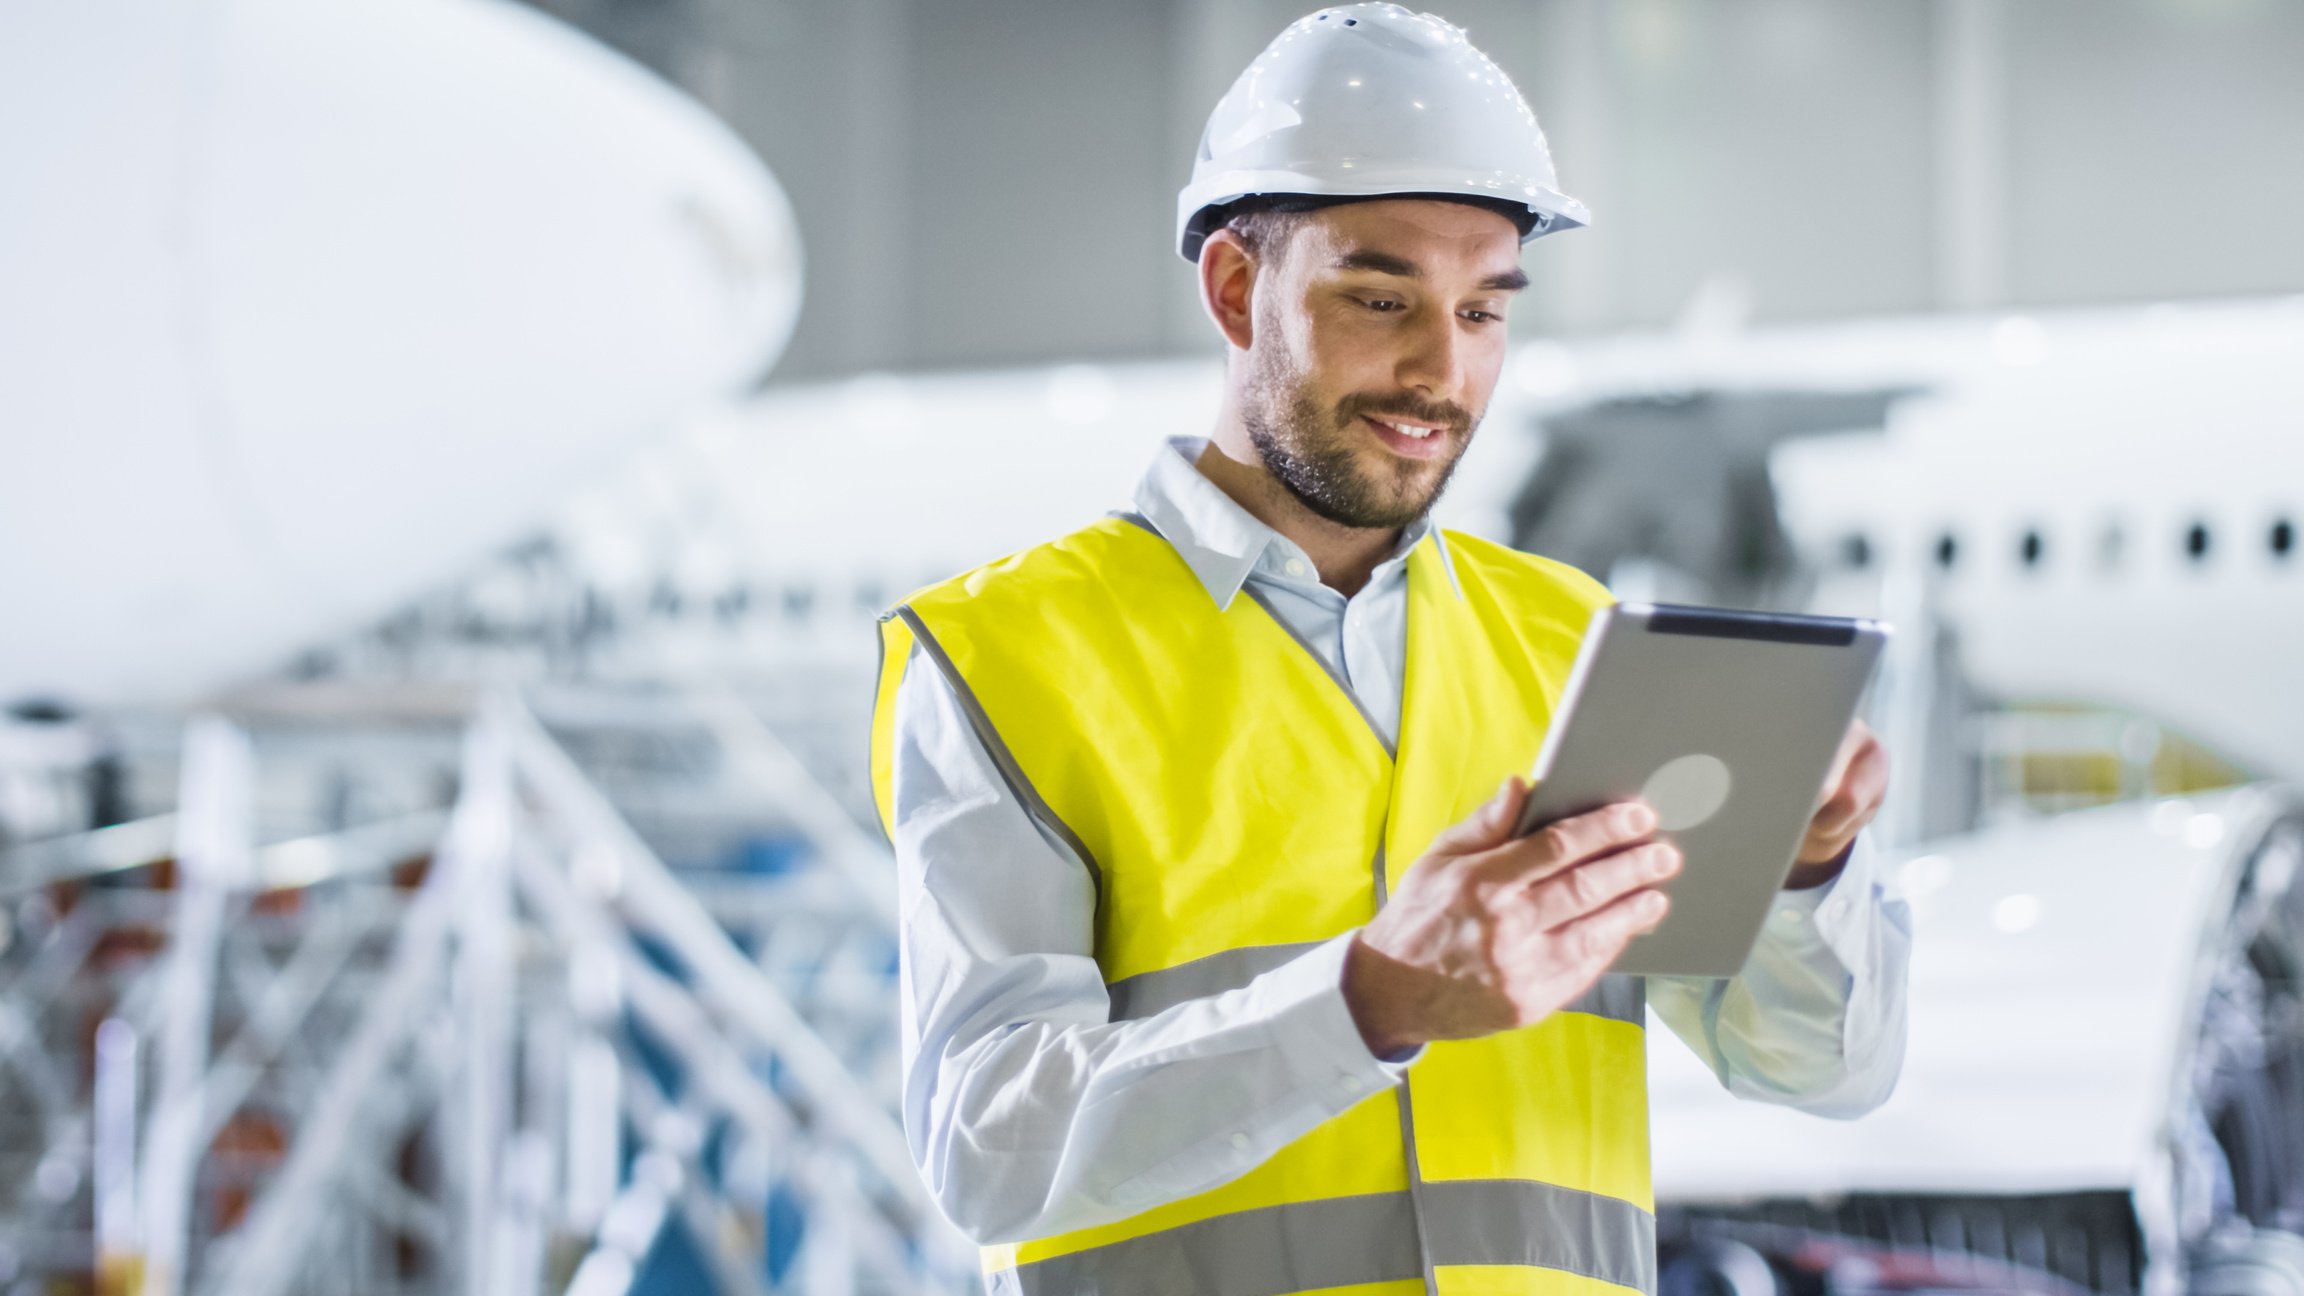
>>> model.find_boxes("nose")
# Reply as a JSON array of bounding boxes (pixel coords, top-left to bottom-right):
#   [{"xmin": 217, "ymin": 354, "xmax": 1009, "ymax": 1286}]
[{"xmin": 1395, "ymin": 306, "xmax": 1464, "ymax": 401}]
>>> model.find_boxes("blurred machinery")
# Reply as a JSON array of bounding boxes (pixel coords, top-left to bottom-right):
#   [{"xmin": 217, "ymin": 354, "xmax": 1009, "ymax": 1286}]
[
  {"xmin": 1505, "ymin": 388, "xmax": 1909, "ymax": 613},
  {"xmin": 1647, "ymin": 787, "xmax": 2304, "ymax": 1296}
]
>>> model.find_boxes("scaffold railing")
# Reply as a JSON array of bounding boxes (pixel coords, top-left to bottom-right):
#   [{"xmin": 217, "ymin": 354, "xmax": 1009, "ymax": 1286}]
[{"xmin": 0, "ymin": 687, "xmax": 973, "ymax": 1296}]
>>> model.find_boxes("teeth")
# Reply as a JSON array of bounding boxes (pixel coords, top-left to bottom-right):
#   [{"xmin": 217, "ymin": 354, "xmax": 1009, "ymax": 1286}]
[{"xmin": 1389, "ymin": 421, "xmax": 1434, "ymax": 439}]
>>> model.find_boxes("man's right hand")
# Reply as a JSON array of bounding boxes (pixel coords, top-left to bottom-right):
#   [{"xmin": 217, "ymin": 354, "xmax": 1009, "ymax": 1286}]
[{"xmin": 1342, "ymin": 777, "xmax": 1680, "ymax": 1058}]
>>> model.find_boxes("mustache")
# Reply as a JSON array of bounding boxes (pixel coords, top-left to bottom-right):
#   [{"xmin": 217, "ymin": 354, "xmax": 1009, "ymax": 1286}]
[{"xmin": 1335, "ymin": 391, "xmax": 1475, "ymax": 437}]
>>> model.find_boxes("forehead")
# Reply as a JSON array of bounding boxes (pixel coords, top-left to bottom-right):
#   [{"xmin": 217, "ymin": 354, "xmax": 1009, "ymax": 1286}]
[{"xmin": 1292, "ymin": 199, "xmax": 1524, "ymax": 279}]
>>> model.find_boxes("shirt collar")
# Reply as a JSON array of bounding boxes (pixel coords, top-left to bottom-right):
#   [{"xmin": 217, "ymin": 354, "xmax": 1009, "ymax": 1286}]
[{"xmin": 1129, "ymin": 436, "xmax": 1462, "ymax": 610}]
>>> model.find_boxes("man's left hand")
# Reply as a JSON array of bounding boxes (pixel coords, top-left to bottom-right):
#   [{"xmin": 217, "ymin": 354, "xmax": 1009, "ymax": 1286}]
[{"xmin": 1785, "ymin": 719, "xmax": 1889, "ymax": 890}]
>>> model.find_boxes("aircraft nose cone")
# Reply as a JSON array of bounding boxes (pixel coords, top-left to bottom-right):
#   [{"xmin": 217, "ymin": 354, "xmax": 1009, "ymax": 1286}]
[{"xmin": 0, "ymin": 0, "xmax": 801, "ymax": 704}]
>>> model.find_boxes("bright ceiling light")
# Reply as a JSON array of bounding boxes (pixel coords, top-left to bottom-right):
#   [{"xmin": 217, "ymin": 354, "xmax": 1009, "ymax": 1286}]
[
  {"xmin": 1993, "ymin": 893, "xmax": 2042, "ymax": 935},
  {"xmin": 1897, "ymin": 854, "xmax": 1952, "ymax": 899}
]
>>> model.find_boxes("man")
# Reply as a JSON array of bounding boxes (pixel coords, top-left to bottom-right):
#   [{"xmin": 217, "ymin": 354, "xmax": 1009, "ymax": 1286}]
[{"xmin": 870, "ymin": 6, "xmax": 1910, "ymax": 1293}]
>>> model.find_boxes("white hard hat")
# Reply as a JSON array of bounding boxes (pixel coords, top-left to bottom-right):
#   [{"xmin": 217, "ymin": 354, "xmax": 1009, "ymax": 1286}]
[{"xmin": 1177, "ymin": 3, "xmax": 1588, "ymax": 262}]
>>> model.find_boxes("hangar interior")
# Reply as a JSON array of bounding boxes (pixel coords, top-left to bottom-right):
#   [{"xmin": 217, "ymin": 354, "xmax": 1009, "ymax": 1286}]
[{"xmin": 2, "ymin": 2, "xmax": 2302, "ymax": 1294}]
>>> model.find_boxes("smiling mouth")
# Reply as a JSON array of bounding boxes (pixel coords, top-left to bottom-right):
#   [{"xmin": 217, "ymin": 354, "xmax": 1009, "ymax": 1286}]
[
  {"xmin": 1365, "ymin": 416, "xmax": 1445, "ymax": 441},
  {"xmin": 1359, "ymin": 413, "xmax": 1459, "ymax": 462},
  {"xmin": 1354, "ymin": 412, "xmax": 1465, "ymax": 458}
]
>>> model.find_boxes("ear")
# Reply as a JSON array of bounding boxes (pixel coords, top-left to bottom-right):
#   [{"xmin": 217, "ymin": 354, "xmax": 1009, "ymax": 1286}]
[{"xmin": 1197, "ymin": 228, "xmax": 1260, "ymax": 353}]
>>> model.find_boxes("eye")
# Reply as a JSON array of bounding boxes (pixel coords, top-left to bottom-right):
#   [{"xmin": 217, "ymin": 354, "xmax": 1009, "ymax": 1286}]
[
  {"xmin": 1461, "ymin": 308, "xmax": 1500, "ymax": 324},
  {"xmin": 1361, "ymin": 297, "xmax": 1404, "ymax": 313}
]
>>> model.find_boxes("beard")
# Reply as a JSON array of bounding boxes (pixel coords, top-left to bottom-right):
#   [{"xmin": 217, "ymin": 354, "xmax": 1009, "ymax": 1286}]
[{"xmin": 1240, "ymin": 339, "xmax": 1478, "ymax": 531}]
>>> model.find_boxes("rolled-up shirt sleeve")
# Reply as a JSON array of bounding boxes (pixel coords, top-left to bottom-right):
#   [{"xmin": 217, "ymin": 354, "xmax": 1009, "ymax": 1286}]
[
  {"xmin": 1646, "ymin": 837, "xmax": 1912, "ymax": 1118},
  {"xmin": 891, "ymin": 648, "xmax": 1410, "ymax": 1245}
]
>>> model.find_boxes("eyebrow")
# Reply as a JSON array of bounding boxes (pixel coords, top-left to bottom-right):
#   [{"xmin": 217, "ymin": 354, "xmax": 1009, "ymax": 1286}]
[{"xmin": 1331, "ymin": 249, "xmax": 1529, "ymax": 293}]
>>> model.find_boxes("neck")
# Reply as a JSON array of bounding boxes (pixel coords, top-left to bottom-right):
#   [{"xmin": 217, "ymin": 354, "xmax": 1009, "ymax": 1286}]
[{"xmin": 1199, "ymin": 395, "xmax": 1405, "ymax": 598}]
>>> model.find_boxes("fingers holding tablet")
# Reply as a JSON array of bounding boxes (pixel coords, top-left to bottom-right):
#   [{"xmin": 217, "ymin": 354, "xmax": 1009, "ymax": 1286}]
[
  {"xmin": 1482, "ymin": 816, "xmax": 1677, "ymax": 1028},
  {"xmin": 1515, "ymin": 836, "xmax": 1681, "ymax": 934},
  {"xmin": 1342, "ymin": 788, "xmax": 1679, "ymax": 1053},
  {"xmin": 1800, "ymin": 719, "xmax": 1890, "ymax": 864},
  {"xmin": 1490, "ymin": 797, "xmax": 1659, "ymax": 886}
]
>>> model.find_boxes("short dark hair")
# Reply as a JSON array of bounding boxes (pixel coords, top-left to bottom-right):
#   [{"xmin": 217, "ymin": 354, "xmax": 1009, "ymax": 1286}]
[
  {"xmin": 1214, "ymin": 192, "xmax": 1537, "ymax": 264},
  {"xmin": 1222, "ymin": 203, "xmax": 1311, "ymax": 263}
]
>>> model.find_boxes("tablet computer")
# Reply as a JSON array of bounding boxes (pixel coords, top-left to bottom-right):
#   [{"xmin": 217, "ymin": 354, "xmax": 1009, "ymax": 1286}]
[{"xmin": 1511, "ymin": 602, "xmax": 1889, "ymax": 978}]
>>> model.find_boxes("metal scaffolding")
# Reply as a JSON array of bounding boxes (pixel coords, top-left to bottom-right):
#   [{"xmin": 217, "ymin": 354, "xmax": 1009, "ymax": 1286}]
[{"xmin": 0, "ymin": 685, "xmax": 973, "ymax": 1296}]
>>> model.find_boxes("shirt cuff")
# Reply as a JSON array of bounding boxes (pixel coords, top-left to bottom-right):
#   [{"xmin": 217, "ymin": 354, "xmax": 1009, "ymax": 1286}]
[
  {"xmin": 1762, "ymin": 836, "xmax": 1881, "ymax": 964},
  {"xmin": 1250, "ymin": 933, "xmax": 1422, "ymax": 1100},
  {"xmin": 1813, "ymin": 834, "xmax": 1883, "ymax": 967},
  {"xmin": 1761, "ymin": 862, "xmax": 1835, "ymax": 934}
]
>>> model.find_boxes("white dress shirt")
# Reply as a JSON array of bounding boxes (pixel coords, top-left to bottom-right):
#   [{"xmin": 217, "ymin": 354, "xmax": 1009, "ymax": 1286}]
[{"xmin": 890, "ymin": 436, "xmax": 1912, "ymax": 1246}]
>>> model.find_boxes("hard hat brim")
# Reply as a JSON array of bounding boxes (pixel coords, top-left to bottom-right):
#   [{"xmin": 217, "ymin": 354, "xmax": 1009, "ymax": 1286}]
[{"xmin": 1177, "ymin": 177, "xmax": 1589, "ymax": 262}]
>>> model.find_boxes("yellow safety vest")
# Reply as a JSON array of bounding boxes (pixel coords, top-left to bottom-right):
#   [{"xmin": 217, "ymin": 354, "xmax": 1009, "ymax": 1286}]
[{"xmin": 871, "ymin": 515, "xmax": 1653, "ymax": 1296}]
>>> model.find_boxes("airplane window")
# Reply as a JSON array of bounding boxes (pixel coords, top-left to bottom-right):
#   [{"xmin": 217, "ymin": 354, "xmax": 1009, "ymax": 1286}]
[
  {"xmin": 1934, "ymin": 532, "xmax": 1959, "ymax": 571},
  {"xmin": 1841, "ymin": 533, "xmax": 1873, "ymax": 569},
  {"xmin": 2185, "ymin": 522, "xmax": 2212, "ymax": 562},
  {"xmin": 781, "ymin": 586, "xmax": 816, "ymax": 622},
  {"xmin": 2019, "ymin": 529, "xmax": 2044, "ymax": 569},
  {"xmin": 2273, "ymin": 518, "xmax": 2295, "ymax": 559},
  {"xmin": 2099, "ymin": 521, "xmax": 2125, "ymax": 570}
]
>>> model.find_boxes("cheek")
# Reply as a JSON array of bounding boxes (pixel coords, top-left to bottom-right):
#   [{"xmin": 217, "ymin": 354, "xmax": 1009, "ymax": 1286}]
[
  {"xmin": 1295, "ymin": 307, "xmax": 1399, "ymax": 393},
  {"xmin": 1246, "ymin": 305, "xmax": 1330, "ymax": 396},
  {"xmin": 1466, "ymin": 330, "xmax": 1510, "ymax": 387},
  {"xmin": 1253, "ymin": 293, "xmax": 1323, "ymax": 374}
]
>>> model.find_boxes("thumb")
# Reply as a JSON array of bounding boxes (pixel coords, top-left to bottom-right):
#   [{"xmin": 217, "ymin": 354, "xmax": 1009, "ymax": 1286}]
[{"xmin": 1430, "ymin": 775, "xmax": 1529, "ymax": 857}]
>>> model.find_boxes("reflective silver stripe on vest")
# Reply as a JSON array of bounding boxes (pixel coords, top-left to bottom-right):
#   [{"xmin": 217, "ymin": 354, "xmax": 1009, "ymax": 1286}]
[
  {"xmin": 1580, "ymin": 973, "xmax": 1647, "ymax": 1028},
  {"xmin": 1109, "ymin": 944, "xmax": 1647, "ymax": 1028},
  {"xmin": 1107, "ymin": 941, "xmax": 1324, "ymax": 1021},
  {"xmin": 1424, "ymin": 1178, "xmax": 1657, "ymax": 1293},
  {"xmin": 994, "ymin": 1192, "xmax": 1420, "ymax": 1296},
  {"xmin": 992, "ymin": 1183, "xmax": 1654, "ymax": 1296}
]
